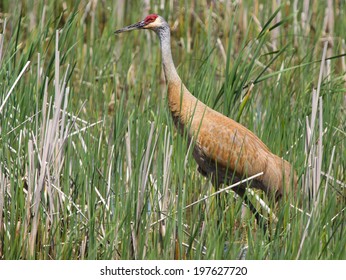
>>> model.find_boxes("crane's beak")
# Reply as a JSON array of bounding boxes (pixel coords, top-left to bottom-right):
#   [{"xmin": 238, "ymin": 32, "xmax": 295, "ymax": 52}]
[{"xmin": 114, "ymin": 21, "xmax": 146, "ymax": 34}]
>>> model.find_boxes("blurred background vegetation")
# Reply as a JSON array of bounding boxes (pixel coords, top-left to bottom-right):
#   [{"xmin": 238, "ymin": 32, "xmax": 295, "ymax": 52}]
[{"xmin": 0, "ymin": 0, "xmax": 345, "ymax": 259}]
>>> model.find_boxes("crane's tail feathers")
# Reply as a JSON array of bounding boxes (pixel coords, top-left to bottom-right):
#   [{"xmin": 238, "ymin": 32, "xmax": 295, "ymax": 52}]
[{"xmin": 262, "ymin": 156, "xmax": 297, "ymax": 202}]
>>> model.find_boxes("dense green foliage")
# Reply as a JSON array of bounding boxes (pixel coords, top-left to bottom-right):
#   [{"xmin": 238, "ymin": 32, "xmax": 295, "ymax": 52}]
[{"xmin": 0, "ymin": 0, "xmax": 345, "ymax": 259}]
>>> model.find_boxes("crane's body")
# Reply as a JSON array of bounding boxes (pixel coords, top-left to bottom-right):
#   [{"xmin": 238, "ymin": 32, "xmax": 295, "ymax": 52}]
[
  {"xmin": 115, "ymin": 14, "xmax": 297, "ymax": 210},
  {"xmin": 167, "ymin": 74, "xmax": 296, "ymax": 200}
]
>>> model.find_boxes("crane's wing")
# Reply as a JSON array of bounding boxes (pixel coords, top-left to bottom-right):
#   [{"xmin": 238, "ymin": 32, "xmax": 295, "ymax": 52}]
[{"xmin": 192, "ymin": 106, "xmax": 269, "ymax": 177}]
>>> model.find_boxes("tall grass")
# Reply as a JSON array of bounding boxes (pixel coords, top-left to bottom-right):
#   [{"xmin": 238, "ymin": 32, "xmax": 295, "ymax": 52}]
[{"xmin": 0, "ymin": 0, "xmax": 345, "ymax": 260}]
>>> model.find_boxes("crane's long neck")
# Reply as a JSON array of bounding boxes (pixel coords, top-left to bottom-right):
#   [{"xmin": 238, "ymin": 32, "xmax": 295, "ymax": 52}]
[
  {"xmin": 156, "ymin": 25, "xmax": 180, "ymax": 83},
  {"xmin": 155, "ymin": 23, "xmax": 199, "ymax": 131}
]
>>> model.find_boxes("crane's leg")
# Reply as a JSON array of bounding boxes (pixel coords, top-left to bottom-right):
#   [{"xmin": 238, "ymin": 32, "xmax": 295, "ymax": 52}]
[
  {"xmin": 198, "ymin": 167, "xmax": 267, "ymax": 234},
  {"xmin": 233, "ymin": 187, "xmax": 268, "ymax": 235},
  {"xmin": 209, "ymin": 173, "xmax": 226, "ymax": 230},
  {"xmin": 215, "ymin": 192, "xmax": 225, "ymax": 230}
]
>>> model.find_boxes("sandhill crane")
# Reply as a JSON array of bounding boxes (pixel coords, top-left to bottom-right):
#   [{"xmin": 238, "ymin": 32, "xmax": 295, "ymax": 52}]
[{"xmin": 115, "ymin": 14, "xmax": 297, "ymax": 225}]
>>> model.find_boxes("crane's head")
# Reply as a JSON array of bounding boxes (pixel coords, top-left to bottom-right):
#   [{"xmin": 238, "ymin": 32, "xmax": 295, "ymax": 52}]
[{"xmin": 114, "ymin": 14, "xmax": 166, "ymax": 34}]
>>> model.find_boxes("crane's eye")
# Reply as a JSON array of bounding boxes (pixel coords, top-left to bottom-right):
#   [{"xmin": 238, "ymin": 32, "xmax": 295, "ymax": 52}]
[{"xmin": 144, "ymin": 14, "xmax": 158, "ymax": 24}]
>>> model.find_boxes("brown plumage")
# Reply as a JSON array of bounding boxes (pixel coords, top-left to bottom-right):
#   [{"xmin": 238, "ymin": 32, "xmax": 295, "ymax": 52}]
[
  {"xmin": 115, "ymin": 14, "xmax": 297, "ymax": 220},
  {"xmin": 167, "ymin": 79, "xmax": 297, "ymax": 201}
]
